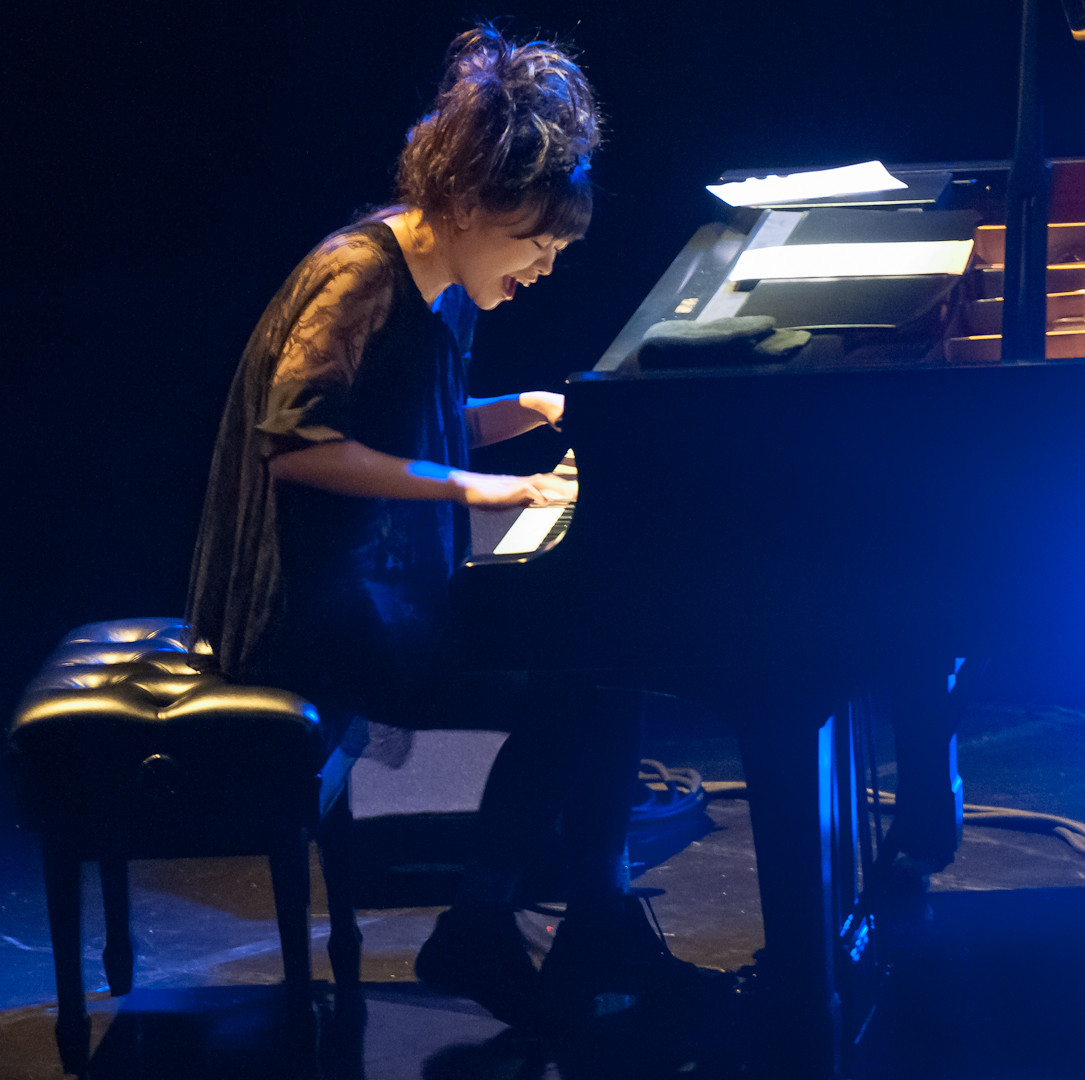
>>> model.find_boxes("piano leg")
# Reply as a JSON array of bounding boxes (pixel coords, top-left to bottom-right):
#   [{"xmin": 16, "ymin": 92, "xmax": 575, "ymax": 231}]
[
  {"xmin": 736, "ymin": 662, "xmax": 968, "ymax": 1078},
  {"xmin": 890, "ymin": 657, "xmax": 967, "ymax": 870},
  {"xmin": 738, "ymin": 711, "xmax": 843, "ymax": 1080}
]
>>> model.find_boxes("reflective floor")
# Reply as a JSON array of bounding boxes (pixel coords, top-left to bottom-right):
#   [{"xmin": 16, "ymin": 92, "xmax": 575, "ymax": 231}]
[{"xmin": 2, "ymin": 701, "xmax": 1085, "ymax": 1078}]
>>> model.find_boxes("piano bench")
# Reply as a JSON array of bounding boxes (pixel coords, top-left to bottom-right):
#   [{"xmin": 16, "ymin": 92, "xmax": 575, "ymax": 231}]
[{"xmin": 7, "ymin": 617, "xmax": 334, "ymax": 1077}]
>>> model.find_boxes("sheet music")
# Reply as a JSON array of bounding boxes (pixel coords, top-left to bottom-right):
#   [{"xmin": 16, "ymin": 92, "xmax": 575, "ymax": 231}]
[
  {"xmin": 707, "ymin": 161, "xmax": 907, "ymax": 207},
  {"xmin": 728, "ymin": 240, "xmax": 974, "ymax": 281}
]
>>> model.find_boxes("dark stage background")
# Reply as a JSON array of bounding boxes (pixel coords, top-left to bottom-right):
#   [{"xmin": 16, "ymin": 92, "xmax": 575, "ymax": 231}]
[{"xmin": 4, "ymin": 0, "xmax": 1084, "ymax": 719}]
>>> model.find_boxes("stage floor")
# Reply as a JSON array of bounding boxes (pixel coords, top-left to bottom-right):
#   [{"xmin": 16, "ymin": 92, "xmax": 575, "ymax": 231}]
[{"xmin": 2, "ymin": 700, "xmax": 1085, "ymax": 1078}]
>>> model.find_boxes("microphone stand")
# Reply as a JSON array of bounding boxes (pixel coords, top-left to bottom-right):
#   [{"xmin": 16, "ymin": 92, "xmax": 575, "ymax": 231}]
[{"xmin": 1001, "ymin": 0, "xmax": 1050, "ymax": 363}]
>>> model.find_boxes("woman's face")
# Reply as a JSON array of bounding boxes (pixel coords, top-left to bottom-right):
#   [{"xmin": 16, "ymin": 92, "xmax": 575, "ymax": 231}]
[{"xmin": 445, "ymin": 207, "xmax": 570, "ymax": 310}]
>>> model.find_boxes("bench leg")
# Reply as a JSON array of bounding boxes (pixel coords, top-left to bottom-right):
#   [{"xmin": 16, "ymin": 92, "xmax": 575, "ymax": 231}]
[
  {"xmin": 100, "ymin": 857, "xmax": 134, "ymax": 996},
  {"xmin": 269, "ymin": 829, "xmax": 318, "ymax": 1075},
  {"xmin": 42, "ymin": 839, "xmax": 90, "ymax": 1077},
  {"xmin": 318, "ymin": 791, "xmax": 365, "ymax": 1077},
  {"xmin": 269, "ymin": 828, "xmax": 314, "ymax": 1015},
  {"xmin": 319, "ymin": 789, "xmax": 362, "ymax": 995}
]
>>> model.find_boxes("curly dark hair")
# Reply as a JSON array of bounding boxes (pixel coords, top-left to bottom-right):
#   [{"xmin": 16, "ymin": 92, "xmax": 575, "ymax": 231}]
[{"xmin": 395, "ymin": 24, "xmax": 601, "ymax": 240}]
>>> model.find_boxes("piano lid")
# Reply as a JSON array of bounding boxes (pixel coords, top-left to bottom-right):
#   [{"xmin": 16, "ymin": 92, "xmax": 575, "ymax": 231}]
[{"xmin": 594, "ymin": 159, "xmax": 1085, "ymax": 375}]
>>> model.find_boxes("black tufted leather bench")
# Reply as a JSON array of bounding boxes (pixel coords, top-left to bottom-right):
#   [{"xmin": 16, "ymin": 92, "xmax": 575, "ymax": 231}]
[{"xmin": 8, "ymin": 617, "xmax": 362, "ymax": 1076}]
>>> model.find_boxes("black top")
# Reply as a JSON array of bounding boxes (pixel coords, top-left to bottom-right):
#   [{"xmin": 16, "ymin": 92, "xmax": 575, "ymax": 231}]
[{"xmin": 187, "ymin": 222, "xmax": 475, "ymax": 735}]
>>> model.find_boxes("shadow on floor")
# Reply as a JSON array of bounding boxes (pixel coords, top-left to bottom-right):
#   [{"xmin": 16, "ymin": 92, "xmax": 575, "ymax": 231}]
[
  {"xmin": 5, "ymin": 703, "xmax": 1085, "ymax": 1078},
  {"xmin": 0, "ymin": 979, "xmax": 744, "ymax": 1080},
  {"xmin": 873, "ymin": 887, "xmax": 1085, "ymax": 1080}
]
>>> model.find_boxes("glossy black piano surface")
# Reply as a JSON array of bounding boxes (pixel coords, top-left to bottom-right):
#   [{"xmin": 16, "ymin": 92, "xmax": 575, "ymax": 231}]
[
  {"xmin": 454, "ymin": 159, "xmax": 1085, "ymax": 1076},
  {"xmin": 453, "ymin": 160, "xmax": 1085, "ymax": 1076},
  {"xmin": 456, "ymin": 158, "xmax": 1085, "ymax": 716}
]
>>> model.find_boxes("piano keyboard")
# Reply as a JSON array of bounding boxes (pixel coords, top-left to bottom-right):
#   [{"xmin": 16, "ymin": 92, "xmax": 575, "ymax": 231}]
[
  {"xmin": 465, "ymin": 451, "xmax": 577, "ymax": 565},
  {"xmin": 493, "ymin": 504, "xmax": 567, "ymax": 555}
]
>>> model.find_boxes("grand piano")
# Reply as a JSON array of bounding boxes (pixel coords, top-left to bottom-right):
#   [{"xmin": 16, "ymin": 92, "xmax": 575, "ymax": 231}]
[{"xmin": 453, "ymin": 156, "xmax": 1085, "ymax": 1076}]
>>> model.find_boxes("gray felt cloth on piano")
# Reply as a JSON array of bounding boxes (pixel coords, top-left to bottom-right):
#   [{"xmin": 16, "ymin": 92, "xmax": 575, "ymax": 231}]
[{"xmin": 621, "ymin": 315, "xmax": 811, "ymax": 372}]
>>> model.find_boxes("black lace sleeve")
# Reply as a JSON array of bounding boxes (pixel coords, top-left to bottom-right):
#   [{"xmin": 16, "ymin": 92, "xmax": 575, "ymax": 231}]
[
  {"xmin": 186, "ymin": 225, "xmax": 418, "ymax": 680},
  {"xmin": 256, "ymin": 234, "xmax": 395, "ymax": 454}
]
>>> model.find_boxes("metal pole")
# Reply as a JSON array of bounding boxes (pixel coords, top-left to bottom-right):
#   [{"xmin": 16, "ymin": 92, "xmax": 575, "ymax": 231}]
[{"xmin": 1001, "ymin": 0, "xmax": 1050, "ymax": 363}]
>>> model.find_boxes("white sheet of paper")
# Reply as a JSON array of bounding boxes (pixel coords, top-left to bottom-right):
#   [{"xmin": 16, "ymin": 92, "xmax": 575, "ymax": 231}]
[
  {"xmin": 492, "ymin": 505, "xmax": 566, "ymax": 556},
  {"xmin": 728, "ymin": 240, "xmax": 974, "ymax": 281},
  {"xmin": 695, "ymin": 212, "xmax": 805, "ymax": 322},
  {"xmin": 707, "ymin": 161, "xmax": 908, "ymax": 207}
]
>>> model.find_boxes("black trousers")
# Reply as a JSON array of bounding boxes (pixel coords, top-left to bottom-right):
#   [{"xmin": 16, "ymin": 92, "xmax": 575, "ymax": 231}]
[{"xmin": 261, "ymin": 641, "xmax": 647, "ymax": 906}]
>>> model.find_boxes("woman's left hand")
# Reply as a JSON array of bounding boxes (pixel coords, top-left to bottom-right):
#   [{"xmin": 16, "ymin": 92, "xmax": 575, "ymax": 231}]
[{"xmin": 518, "ymin": 391, "xmax": 565, "ymax": 431}]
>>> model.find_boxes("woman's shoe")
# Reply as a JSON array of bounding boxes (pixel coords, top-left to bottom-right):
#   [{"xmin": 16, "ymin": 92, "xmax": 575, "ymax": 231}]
[
  {"xmin": 415, "ymin": 905, "xmax": 543, "ymax": 1030},
  {"xmin": 539, "ymin": 892, "xmax": 739, "ymax": 1034}
]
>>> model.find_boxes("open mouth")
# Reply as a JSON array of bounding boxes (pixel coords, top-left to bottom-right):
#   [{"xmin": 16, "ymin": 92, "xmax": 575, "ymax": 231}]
[{"xmin": 502, "ymin": 276, "xmax": 517, "ymax": 300}]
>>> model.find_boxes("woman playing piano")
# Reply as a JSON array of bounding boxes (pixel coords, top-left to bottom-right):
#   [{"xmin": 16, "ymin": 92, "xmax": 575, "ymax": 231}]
[{"xmin": 186, "ymin": 24, "xmax": 688, "ymax": 1030}]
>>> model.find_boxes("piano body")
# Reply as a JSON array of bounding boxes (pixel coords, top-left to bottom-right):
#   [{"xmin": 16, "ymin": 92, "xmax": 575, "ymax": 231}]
[{"xmin": 453, "ymin": 158, "xmax": 1085, "ymax": 1076}]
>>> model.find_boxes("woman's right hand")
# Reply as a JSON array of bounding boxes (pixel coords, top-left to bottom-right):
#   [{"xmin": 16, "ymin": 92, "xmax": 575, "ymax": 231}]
[{"xmin": 448, "ymin": 469, "xmax": 576, "ymax": 509}]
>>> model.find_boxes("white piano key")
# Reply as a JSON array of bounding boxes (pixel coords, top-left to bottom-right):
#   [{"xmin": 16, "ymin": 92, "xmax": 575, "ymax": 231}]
[{"xmin": 492, "ymin": 505, "xmax": 566, "ymax": 556}]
